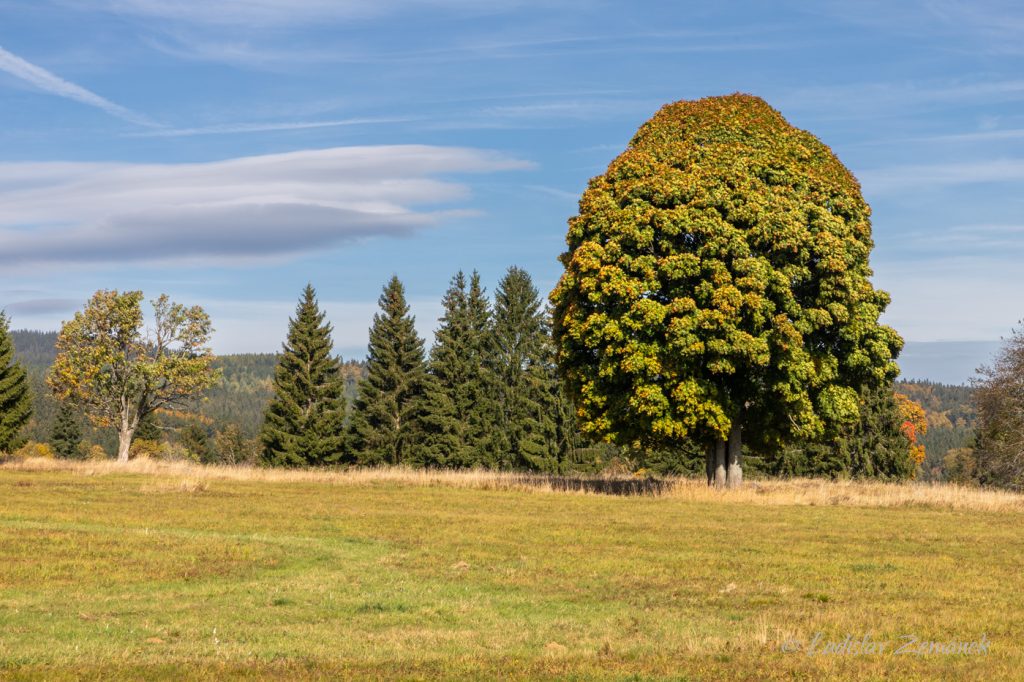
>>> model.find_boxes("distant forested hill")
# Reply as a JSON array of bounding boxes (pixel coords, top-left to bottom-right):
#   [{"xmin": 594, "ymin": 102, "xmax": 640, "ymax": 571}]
[
  {"xmin": 9, "ymin": 329, "xmax": 364, "ymax": 446},
  {"xmin": 895, "ymin": 380, "xmax": 976, "ymax": 481}
]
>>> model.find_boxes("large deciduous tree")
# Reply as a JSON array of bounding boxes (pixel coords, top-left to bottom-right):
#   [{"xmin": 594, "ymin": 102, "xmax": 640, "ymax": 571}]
[
  {"xmin": 551, "ymin": 94, "xmax": 902, "ymax": 486},
  {"xmin": 347, "ymin": 276, "xmax": 430, "ymax": 465},
  {"xmin": 260, "ymin": 285, "xmax": 347, "ymax": 467},
  {"xmin": 0, "ymin": 312, "xmax": 32, "ymax": 453},
  {"xmin": 48, "ymin": 290, "xmax": 220, "ymax": 462}
]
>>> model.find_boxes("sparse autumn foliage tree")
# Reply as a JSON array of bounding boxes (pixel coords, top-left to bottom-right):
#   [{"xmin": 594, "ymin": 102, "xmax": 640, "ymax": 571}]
[
  {"xmin": 551, "ymin": 94, "xmax": 902, "ymax": 486},
  {"xmin": 216, "ymin": 423, "xmax": 260, "ymax": 465},
  {"xmin": 48, "ymin": 290, "xmax": 220, "ymax": 462},
  {"xmin": 895, "ymin": 392, "xmax": 927, "ymax": 470},
  {"xmin": 0, "ymin": 312, "xmax": 32, "ymax": 453},
  {"xmin": 972, "ymin": 324, "xmax": 1024, "ymax": 489},
  {"xmin": 943, "ymin": 447, "xmax": 977, "ymax": 484}
]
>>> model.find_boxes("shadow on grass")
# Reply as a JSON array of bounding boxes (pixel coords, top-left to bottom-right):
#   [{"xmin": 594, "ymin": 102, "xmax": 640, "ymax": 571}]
[{"xmin": 520, "ymin": 474, "xmax": 674, "ymax": 496}]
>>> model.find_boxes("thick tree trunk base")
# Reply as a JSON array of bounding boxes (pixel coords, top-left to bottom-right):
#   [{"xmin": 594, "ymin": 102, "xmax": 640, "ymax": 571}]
[
  {"xmin": 713, "ymin": 439, "xmax": 726, "ymax": 487},
  {"xmin": 708, "ymin": 423, "xmax": 743, "ymax": 488},
  {"xmin": 117, "ymin": 428, "xmax": 133, "ymax": 462},
  {"xmin": 727, "ymin": 422, "xmax": 742, "ymax": 488}
]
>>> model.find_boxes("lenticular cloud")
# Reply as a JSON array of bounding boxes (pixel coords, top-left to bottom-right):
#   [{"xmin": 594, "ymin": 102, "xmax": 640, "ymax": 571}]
[{"xmin": 0, "ymin": 145, "xmax": 530, "ymax": 268}]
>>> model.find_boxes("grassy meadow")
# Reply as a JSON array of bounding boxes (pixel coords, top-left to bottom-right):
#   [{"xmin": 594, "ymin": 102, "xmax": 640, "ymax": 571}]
[{"xmin": 1, "ymin": 459, "xmax": 1022, "ymax": 680}]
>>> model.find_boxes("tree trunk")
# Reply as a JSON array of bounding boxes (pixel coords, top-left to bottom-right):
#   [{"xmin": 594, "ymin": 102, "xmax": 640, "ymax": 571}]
[
  {"xmin": 117, "ymin": 426, "xmax": 134, "ymax": 462},
  {"xmin": 705, "ymin": 444, "xmax": 714, "ymax": 485},
  {"xmin": 727, "ymin": 422, "xmax": 742, "ymax": 488},
  {"xmin": 714, "ymin": 439, "xmax": 727, "ymax": 487}
]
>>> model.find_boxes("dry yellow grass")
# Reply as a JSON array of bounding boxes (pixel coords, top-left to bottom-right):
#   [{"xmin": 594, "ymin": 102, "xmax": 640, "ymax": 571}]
[{"xmin": 5, "ymin": 455, "xmax": 1022, "ymax": 512}]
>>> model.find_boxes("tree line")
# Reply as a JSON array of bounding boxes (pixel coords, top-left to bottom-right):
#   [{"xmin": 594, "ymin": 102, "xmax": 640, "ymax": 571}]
[
  {"xmin": 2, "ymin": 266, "xmax": 929, "ymax": 480},
  {"xmin": 261, "ymin": 269, "xmax": 581, "ymax": 471},
  {"xmin": 1, "ymin": 93, "xmax": 972, "ymax": 484}
]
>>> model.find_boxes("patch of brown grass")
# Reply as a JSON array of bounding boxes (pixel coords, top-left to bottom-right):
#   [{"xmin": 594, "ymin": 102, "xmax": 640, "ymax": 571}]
[{"xmin": 4, "ymin": 456, "xmax": 1023, "ymax": 512}]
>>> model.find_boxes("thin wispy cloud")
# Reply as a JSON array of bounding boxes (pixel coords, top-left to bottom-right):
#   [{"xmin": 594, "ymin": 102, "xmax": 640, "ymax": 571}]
[
  {"xmin": 0, "ymin": 44, "xmax": 158, "ymax": 127},
  {"xmin": 859, "ymin": 159, "xmax": 1024, "ymax": 193},
  {"xmin": 780, "ymin": 78, "xmax": 1024, "ymax": 122},
  {"xmin": 880, "ymin": 224, "xmax": 1024, "ymax": 258},
  {"xmin": 66, "ymin": 0, "xmax": 537, "ymax": 28},
  {"xmin": 915, "ymin": 128, "xmax": 1024, "ymax": 143},
  {"xmin": 420, "ymin": 98, "xmax": 656, "ymax": 131},
  {"xmin": 145, "ymin": 25, "xmax": 793, "ymax": 69},
  {"xmin": 127, "ymin": 117, "xmax": 414, "ymax": 138},
  {"xmin": 0, "ymin": 146, "xmax": 531, "ymax": 269},
  {"xmin": 812, "ymin": 0, "xmax": 1024, "ymax": 52}
]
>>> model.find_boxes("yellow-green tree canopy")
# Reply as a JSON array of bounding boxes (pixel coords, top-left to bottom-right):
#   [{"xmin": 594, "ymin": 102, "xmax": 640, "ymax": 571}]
[
  {"xmin": 48, "ymin": 290, "xmax": 220, "ymax": 462},
  {"xmin": 551, "ymin": 94, "xmax": 902, "ymax": 458}
]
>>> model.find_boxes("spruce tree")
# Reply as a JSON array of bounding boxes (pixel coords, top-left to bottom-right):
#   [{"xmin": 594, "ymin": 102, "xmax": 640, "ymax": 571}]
[
  {"xmin": 425, "ymin": 271, "xmax": 500, "ymax": 467},
  {"xmin": 135, "ymin": 411, "xmax": 162, "ymax": 442},
  {"xmin": 181, "ymin": 423, "xmax": 213, "ymax": 463},
  {"xmin": 491, "ymin": 267, "xmax": 561, "ymax": 471},
  {"xmin": 0, "ymin": 313, "xmax": 32, "ymax": 454},
  {"xmin": 348, "ymin": 276, "xmax": 430, "ymax": 465},
  {"xmin": 765, "ymin": 381, "xmax": 915, "ymax": 480},
  {"xmin": 50, "ymin": 402, "xmax": 83, "ymax": 459},
  {"xmin": 465, "ymin": 272, "xmax": 503, "ymax": 467},
  {"xmin": 405, "ymin": 373, "xmax": 461, "ymax": 467},
  {"xmin": 261, "ymin": 285, "xmax": 347, "ymax": 467}
]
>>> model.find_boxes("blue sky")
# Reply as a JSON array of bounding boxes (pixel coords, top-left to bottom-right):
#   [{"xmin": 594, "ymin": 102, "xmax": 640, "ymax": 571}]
[{"xmin": 1, "ymin": 1, "xmax": 1022, "ymax": 383}]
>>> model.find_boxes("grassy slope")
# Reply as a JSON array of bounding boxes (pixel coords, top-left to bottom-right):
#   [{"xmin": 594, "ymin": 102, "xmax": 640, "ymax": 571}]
[{"xmin": 0, "ymin": 463, "xmax": 1021, "ymax": 680}]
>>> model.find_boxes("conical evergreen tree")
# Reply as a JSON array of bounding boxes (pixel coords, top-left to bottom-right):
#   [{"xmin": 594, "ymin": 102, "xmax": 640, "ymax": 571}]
[
  {"xmin": 135, "ymin": 411, "xmax": 162, "ymax": 442},
  {"xmin": 0, "ymin": 313, "xmax": 32, "ymax": 454},
  {"xmin": 261, "ymin": 285, "xmax": 347, "ymax": 467},
  {"xmin": 425, "ymin": 271, "xmax": 500, "ymax": 467},
  {"xmin": 491, "ymin": 267, "xmax": 561, "ymax": 471},
  {"xmin": 180, "ymin": 422, "xmax": 213, "ymax": 463},
  {"xmin": 348, "ymin": 276, "xmax": 430, "ymax": 465},
  {"xmin": 405, "ymin": 373, "xmax": 461, "ymax": 467},
  {"xmin": 466, "ymin": 273, "xmax": 505, "ymax": 465},
  {"xmin": 50, "ymin": 401, "xmax": 83, "ymax": 459}
]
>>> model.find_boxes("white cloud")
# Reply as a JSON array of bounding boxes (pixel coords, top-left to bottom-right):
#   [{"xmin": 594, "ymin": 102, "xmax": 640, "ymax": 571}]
[
  {"xmin": 0, "ymin": 44, "xmax": 157, "ymax": 127},
  {"xmin": 0, "ymin": 145, "xmax": 531, "ymax": 268}
]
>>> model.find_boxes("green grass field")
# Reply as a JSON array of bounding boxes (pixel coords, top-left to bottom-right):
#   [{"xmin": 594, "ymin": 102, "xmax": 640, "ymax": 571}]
[{"xmin": 1, "ymin": 460, "xmax": 1021, "ymax": 680}]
